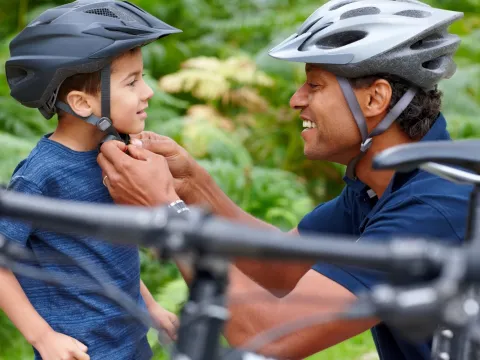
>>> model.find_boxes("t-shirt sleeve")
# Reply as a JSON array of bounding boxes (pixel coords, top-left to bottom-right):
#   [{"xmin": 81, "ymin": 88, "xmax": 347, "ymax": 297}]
[
  {"xmin": 310, "ymin": 197, "xmax": 462, "ymax": 295},
  {"xmin": 298, "ymin": 187, "xmax": 354, "ymax": 236},
  {"xmin": 0, "ymin": 176, "xmax": 43, "ymax": 247}
]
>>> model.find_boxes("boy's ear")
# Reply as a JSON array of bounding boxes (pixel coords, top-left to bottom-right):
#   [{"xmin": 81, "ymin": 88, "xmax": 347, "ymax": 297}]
[{"xmin": 66, "ymin": 91, "xmax": 97, "ymax": 118}]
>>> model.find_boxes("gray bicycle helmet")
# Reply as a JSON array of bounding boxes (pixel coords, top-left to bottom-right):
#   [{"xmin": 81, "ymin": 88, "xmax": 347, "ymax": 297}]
[
  {"xmin": 6, "ymin": 0, "xmax": 181, "ymax": 143},
  {"xmin": 269, "ymin": 0, "xmax": 463, "ymax": 179}
]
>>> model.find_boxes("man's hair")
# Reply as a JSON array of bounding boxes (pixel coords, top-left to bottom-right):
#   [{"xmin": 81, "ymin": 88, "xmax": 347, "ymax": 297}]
[
  {"xmin": 57, "ymin": 47, "xmax": 140, "ymax": 106},
  {"xmin": 350, "ymin": 74, "xmax": 442, "ymax": 140}
]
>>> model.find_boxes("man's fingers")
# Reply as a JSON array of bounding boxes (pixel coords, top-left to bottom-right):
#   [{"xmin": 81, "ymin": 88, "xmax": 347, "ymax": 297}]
[
  {"xmin": 130, "ymin": 131, "xmax": 170, "ymax": 141},
  {"xmin": 138, "ymin": 138, "xmax": 178, "ymax": 158},
  {"xmin": 97, "ymin": 153, "xmax": 117, "ymax": 180},
  {"xmin": 99, "ymin": 140, "xmax": 128, "ymax": 163},
  {"xmin": 126, "ymin": 144, "xmax": 152, "ymax": 161}
]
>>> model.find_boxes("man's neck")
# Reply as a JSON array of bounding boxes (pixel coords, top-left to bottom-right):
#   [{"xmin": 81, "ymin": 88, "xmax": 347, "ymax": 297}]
[
  {"xmin": 49, "ymin": 114, "xmax": 105, "ymax": 151},
  {"xmin": 355, "ymin": 125, "xmax": 415, "ymax": 198}
]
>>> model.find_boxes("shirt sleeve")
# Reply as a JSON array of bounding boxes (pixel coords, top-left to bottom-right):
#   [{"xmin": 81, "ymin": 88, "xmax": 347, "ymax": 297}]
[
  {"xmin": 310, "ymin": 197, "xmax": 463, "ymax": 295},
  {"xmin": 298, "ymin": 187, "xmax": 355, "ymax": 236},
  {"xmin": 0, "ymin": 176, "xmax": 43, "ymax": 247}
]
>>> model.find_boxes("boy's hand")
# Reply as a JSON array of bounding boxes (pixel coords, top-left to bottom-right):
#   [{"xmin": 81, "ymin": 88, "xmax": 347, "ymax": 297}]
[
  {"xmin": 148, "ymin": 303, "xmax": 179, "ymax": 341},
  {"xmin": 34, "ymin": 329, "xmax": 90, "ymax": 360}
]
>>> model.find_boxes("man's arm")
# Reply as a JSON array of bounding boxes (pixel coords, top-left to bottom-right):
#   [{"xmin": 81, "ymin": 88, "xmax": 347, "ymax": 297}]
[
  {"xmin": 173, "ymin": 260, "xmax": 376, "ymax": 359},
  {"xmin": 179, "ymin": 169, "xmax": 313, "ymax": 294},
  {"xmin": 226, "ymin": 269, "xmax": 377, "ymax": 359},
  {"xmin": 99, "ymin": 141, "xmax": 311, "ymax": 294}
]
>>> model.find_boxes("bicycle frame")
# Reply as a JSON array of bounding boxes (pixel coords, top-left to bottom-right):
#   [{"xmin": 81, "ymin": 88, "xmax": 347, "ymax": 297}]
[{"xmin": 430, "ymin": 173, "xmax": 480, "ymax": 360}]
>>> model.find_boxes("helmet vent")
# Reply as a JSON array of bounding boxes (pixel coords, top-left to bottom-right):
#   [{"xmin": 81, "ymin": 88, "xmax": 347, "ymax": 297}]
[
  {"xmin": 422, "ymin": 56, "xmax": 446, "ymax": 70},
  {"xmin": 84, "ymin": 8, "xmax": 119, "ymax": 18},
  {"xmin": 6, "ymin": 67, "xmax": 29, "ymax": 86},
  {"xmin": 316, "ymin": 30, "xmax": 367, "ymax": 49},
  {"xmin": 340, "ymin": 7, "xmax": 381, "ymax": 20},
  {"xmin": 410, "ymin": 33, "xmax": 444, "ymax": 50},
  {"xmin": 394, "ymin": 9, "xmax": 431, "ymax": 18},
  {"xmin": 298, "ymin": 17, "xmax": 323, "ymax": 35}
]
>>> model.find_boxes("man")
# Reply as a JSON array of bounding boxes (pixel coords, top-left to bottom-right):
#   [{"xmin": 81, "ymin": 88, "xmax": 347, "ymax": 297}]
[{"xmin": 97, "ymin": 0, "xmax": 471, "ymax": 359}]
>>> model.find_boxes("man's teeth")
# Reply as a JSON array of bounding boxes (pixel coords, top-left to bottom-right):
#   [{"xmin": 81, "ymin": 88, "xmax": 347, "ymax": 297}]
[{"xmin": 303, "ymin": 120, "xmax": 317, "ymax": 129}]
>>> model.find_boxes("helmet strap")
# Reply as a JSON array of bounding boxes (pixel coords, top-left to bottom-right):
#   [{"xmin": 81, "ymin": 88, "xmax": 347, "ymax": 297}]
[
  {"xmin": 336, "ymin": 76, "xmax": 418, "ymax": 180},
  {"xmin": 54, "ymin": 64, "xmax": 129, "ymax": 146}
]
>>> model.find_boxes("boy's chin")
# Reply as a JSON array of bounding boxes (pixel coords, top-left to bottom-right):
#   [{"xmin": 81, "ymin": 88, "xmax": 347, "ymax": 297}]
[{"xmin": 116, "ymin": 125, "xmax": 145, "ymax": 137}]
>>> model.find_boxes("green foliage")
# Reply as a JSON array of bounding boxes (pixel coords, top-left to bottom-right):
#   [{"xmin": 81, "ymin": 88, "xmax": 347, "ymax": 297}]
[{"xmin": 1, "ymin": 0, "xmax": 480, "ymax": 359}]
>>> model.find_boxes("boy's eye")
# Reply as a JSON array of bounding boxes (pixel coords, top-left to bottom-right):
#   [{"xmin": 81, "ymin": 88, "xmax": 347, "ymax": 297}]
[
  {"xmin": 128, "ymin": 79, "xmax": 137, "ymax": 86},
  {"xmin": 308, "ymin": 83, "xmax": 320, "ymax": 89}
]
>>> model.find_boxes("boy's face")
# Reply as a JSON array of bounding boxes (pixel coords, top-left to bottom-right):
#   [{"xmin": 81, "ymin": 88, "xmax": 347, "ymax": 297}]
[{"xmin": 92, "ymin": 49, "xmax": 154, "ymax": 135}]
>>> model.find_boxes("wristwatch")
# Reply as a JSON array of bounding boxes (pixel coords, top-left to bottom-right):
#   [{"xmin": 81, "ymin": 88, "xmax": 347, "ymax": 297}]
[{"xmin": 167, "ymin": 199, "xmax": 190, "ymax": 218}]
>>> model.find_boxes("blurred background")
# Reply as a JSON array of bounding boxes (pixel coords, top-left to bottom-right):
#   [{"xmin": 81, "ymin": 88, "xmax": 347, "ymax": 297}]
[{"xmin": 0, "ymin": 0, "xmax": 479, "ymax": 359}]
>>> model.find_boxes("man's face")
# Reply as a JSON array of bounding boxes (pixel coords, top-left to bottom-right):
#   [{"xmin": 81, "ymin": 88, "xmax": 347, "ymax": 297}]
[
  {"xmin": 290, "ymin": 65, "xmax": 362, "ymax": 164},
  {"xmin": 91, "ymin": 48, "xmax": 154, "ymax": 135}
]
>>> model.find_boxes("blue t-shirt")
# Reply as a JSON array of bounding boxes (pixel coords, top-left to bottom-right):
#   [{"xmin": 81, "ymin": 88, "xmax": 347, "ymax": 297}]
[
  {"xmin": 0, "ymin": 135, "xmax": 152, "ymax": 360},
  {"xmin": 298, "ymin": 114, "xmax": 471, "ymax": 360}
]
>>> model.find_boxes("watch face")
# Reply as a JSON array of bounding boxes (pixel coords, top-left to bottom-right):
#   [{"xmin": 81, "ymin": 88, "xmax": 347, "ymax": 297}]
[{"xmin": 169, "ymin": 201, "xmax": 189, "ymax": 214}]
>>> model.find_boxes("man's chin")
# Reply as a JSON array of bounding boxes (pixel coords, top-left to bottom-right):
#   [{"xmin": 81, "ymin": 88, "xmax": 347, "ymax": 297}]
[
  {"xmin": 303, "ymin": 146, "xmax": 341, "ymax": 163},
  {"xmin": 303, "ymin": 148, "xmax": 324, "ymax": 161}
]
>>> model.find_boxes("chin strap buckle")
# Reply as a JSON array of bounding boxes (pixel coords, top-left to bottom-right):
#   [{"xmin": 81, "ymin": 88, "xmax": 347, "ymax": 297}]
[
  {"xmin": 360, "ymin": 138, "xmax": 373, "ymax": 153},
  {"xmin": 97, "ymin": 117, "xmax": 113, "ymax": 132}
]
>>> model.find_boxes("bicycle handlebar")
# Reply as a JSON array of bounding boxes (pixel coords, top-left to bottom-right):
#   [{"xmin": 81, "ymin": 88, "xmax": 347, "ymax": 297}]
[
  {"xmin": 0, "ymin": 190, "xmax": 447, "ymax": 274},
  {"xmin": 2, "ymin": 189, "xmax": 480, "ymax": 283}
]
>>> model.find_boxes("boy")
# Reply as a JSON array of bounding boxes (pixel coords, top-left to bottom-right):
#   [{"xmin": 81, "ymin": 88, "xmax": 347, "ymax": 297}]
[{"xmin": 0, "ymin": 1, "xmax": 181, "ymax": 359}]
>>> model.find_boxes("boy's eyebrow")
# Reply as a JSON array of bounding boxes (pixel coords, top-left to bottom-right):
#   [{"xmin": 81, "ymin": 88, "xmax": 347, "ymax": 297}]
[{"xmin": 122, "ymin": 70, "xmax": 142, "ymax": 81}]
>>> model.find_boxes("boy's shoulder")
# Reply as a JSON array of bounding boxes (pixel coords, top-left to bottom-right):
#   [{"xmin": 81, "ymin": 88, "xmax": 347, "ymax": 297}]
[{"xmin": 10, "ymin": 135, "xmax": 103, "ymax": 198}]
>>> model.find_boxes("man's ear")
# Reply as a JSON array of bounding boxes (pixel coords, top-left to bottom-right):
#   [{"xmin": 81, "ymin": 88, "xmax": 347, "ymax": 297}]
[
  {"xmin": 66, "ymin": 91, "xmax": 97, "ymax": 118},
  {"xmin": 363, "ymin": 79, "xmax": 392, "ymax": 118}
]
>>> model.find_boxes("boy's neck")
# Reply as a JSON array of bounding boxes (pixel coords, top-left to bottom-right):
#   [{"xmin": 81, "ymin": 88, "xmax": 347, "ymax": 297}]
[{"xmin": 49, "ymin": 114, "xmax": 105, "ymax": 151}]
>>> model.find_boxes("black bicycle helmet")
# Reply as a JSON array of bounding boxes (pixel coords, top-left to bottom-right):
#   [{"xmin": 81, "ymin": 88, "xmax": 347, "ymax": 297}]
[{"xmin": 6, "ymin": 0, "xmax": 181, "ymax": 143}]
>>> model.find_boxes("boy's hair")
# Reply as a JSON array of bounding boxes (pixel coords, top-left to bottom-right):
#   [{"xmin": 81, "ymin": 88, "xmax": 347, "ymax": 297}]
[{"xmin": 57, "ymin": 48, "xmax": 140, "ymax": 104}]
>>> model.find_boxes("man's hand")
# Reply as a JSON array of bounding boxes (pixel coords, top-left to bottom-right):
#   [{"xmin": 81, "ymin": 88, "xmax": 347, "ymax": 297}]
[
  {"xmin": 148, "ymin": 302, "xmax": 179, "ymax": 342},
  {"xmin": 34, "ymin": 330, "xmax": 90, "ymax": 360},
  {"xmin": 97, "ymin": 140, "xmax": 179, "ymax": 206},
  {"xmin": 130, "ymin": 132, "xmax": 206, "ymax": 202}
]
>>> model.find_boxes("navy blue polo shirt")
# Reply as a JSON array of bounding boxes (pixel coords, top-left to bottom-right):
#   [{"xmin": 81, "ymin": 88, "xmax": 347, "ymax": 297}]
[{"xmin": 297, "ymin": 114, "xmax": 471, "ymax": 360}]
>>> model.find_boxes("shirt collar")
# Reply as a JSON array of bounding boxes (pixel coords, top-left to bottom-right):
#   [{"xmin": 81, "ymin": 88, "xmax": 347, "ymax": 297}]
[{"xmin": 343, "ymin": 113, "xmax": 450, "ymax": 195}]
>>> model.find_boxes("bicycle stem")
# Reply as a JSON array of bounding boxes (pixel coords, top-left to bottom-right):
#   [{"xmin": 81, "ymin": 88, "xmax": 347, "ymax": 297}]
[{"xmin": 172, "ymin": 255, "xmax": 230, "ymax": 360}]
